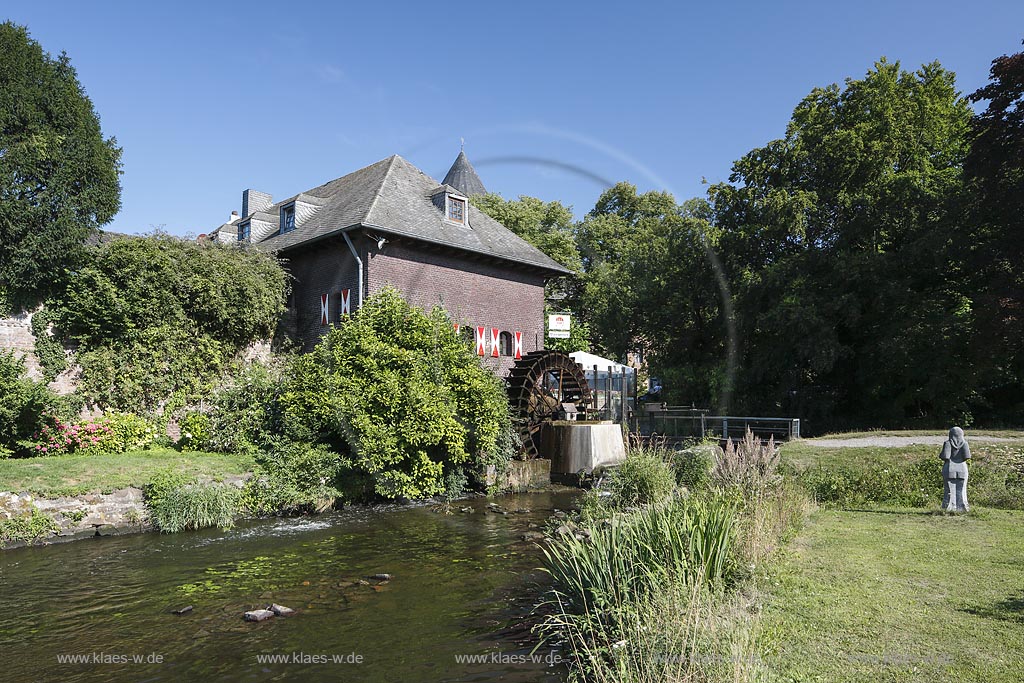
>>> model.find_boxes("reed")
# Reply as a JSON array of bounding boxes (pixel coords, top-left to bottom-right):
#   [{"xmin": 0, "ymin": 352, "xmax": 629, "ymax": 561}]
[
  {"xmin": 539, "ymin": 494, "xmax": 737, "ymax": 636},
  {"xmin": 150, "ymin": 481, "xmax": 242, "ymax": 532}
]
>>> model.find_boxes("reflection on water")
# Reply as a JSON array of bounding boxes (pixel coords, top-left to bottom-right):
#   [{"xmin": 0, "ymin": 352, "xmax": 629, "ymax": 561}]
[{"xmin": 0, "ymin": 489, "xmax": 580, "ymax": 682}]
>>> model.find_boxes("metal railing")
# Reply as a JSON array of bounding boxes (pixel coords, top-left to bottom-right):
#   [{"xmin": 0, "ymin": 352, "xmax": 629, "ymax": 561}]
[{"xmin": 632, "ymin": 408, "xmax": 800, "ymax": 442}]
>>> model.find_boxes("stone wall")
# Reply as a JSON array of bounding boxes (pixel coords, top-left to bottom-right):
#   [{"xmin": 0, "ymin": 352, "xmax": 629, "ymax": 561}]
[
  {"xmin": 0, "ymin": 310, "xmax": 81, "ymax": 395},
  {"xmin": 0, "ymin": 312, "xmax": 41, "ymax": 377},
  {"xmin": 0, "ymin": 488, "xmax": 150, "ymax": 545}
]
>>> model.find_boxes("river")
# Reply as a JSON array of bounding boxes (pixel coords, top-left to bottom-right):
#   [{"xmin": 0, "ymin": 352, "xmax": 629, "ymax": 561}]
[{"xmin": 0, "ymin": 488, "xmax": 580, "ymax": 682}]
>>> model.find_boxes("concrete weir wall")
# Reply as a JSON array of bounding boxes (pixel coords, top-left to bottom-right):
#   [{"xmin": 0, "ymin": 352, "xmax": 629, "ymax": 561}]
[{"xmin": 544, "ymin": 422, "xmax": 627, "ymax": 475}]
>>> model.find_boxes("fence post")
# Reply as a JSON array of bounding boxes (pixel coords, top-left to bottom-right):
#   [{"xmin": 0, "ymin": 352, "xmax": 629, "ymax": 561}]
[{"xmin": 722, "ymin": 417, "xmax": 729, "ymax": 440}]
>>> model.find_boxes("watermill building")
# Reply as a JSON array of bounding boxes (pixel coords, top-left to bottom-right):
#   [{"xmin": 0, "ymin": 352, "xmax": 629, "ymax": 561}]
[{"xmin": 208, "ymin": 153, "xmax": 572, "ymax": 375}]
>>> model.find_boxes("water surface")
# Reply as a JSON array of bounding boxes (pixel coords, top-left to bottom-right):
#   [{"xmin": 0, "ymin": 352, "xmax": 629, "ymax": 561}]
[{"xmin": 0, "ymin": 489, "xmax": 579, "ymax": 682}]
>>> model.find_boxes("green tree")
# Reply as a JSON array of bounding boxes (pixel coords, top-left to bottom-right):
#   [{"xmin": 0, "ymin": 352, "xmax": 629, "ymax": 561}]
[
  {"xmin": 965, "ymin": 42, "xmax": 1024, "ymax": 420},
  {"xmin": 710, "ymin": 59, "xmax": 974, "ymax": 427},
  {"xmin": 0, "ymin": 22, "xmax": 122, "ymax": 311},
  {"xmin": 573, "ymin": 185, "xmax": 726, "ymax": 406},
  {"xmin": 471, "ymin": 193, "xmax": 581, "ymax": 276}
]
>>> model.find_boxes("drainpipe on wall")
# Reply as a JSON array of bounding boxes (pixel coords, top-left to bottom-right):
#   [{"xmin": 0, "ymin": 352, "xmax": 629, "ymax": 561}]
[{"xmin": 342, "ymin": 230, "xmax": 363, "ymax": 310}]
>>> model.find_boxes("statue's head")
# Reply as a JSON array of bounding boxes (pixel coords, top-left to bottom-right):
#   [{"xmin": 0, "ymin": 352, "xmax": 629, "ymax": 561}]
[{"xmin": 949, "ymin": 426, "xmax": 965, "ymax": 442}]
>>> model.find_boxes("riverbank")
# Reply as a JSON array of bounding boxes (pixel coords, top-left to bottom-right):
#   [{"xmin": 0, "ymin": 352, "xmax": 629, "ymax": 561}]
[{"xmin": 0, "ymin": 450, "xmax": 555, "ymax": 549}]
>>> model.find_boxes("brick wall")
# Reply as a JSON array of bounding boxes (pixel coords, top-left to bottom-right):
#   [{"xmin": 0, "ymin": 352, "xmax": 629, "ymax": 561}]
[
  {"xmin": 284, "ymin": 233, "xmax": 548, "ymax": 376},
  {"xmin": 365, "ymin": 239, "xmax": 546, "ymax": 376},
  {"xmin": 281, "ymin": 235, "xmax": 362, "ymax": 351}
]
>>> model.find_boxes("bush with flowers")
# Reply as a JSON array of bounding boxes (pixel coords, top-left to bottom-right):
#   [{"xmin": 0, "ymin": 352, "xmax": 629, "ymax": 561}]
[{"xmin": 30, "ymin": 412, "xmax": 156, "ymax": 456}]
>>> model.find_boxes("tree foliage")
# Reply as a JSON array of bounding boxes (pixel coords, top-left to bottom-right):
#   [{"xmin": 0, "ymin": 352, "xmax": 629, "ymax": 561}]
[
  {"xmin": 964, "ymin": 42, "xmax": 1024, "ymax": 419},
  {"xmin": 471, "ymin": 193, "xmax": 582, "ymax": 275},
  {"xmin": 0, "ymin": 22, "xmax": 122, "ymax": 311},
  {"xmin": 50, "ymin": 234, "xmax": 289, "ymax": 415},
  {"xmin": 564, "ymin": 56, "xmax": 1024, "ymax": 431},
  {"xmin": 708, "ymin": 59, "xmax": 974, "ymax": 427},
  {"xmin": 282, "ymin": 287, "xmax": 515, "ymax": 499}
]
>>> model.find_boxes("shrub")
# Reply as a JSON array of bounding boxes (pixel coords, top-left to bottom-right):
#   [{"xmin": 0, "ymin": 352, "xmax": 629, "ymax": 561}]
[
  {"xmin": 149, "ymin": 481, "xmax": 242, "ymax": 533},
  {"xmin": 75, "ymin": 325, "xmax": 226, "ymax": 416},
  {"xmin": 177, "ymin": 413, "xmax": 211, "ymax": 452},
  {"xmin": 673, "ymin": 442, "xmax": 717, "ymax": 491},
  {"xmin": 0, "ymin": 509, "xmax": 58, "ymax": 546},
  {"xmin": 30, "ymin": 416, "xmax": 112, "ymax": 456},
  {"xmin": 28, "ymin": 412, "xmax": 156, "ymax": 456},
  {"xmin": 202, "ymin": 361, "xmax": 288, "ymax": 455},
  {"xmin": 101, "ymin": 412, "xmax": 157, "ymax": 452},
  {"xmin": 143, "ymin": 468, "xmax": 190, "ymax": 511},
  {"xmin": 49, "ymin": 234, "xmax": 289, "ymax": 415},
  {"xmin": 713, "ymin": 429, "xmax": 781, "ymax": 491},
  {"xmin": 282, "ymin": 287, "xmax": 513, "ymax": 500},
  {"xmin": 54, "ymin": 234, "xmax": 288, "ymax": 350},
  {"xmin": 0, "ymin": 350, "xmax": 65, "ymax": 456},
  {"xmin": 605, "ymin": 446, "xmax": 676, "ymax": 508},
  {"xmin": 242, "ymin": 441, "xmax": 351, "ymax": 514}
]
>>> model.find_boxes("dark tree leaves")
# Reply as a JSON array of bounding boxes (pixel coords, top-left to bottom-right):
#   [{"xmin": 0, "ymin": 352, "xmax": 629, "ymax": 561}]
[{"xmin": 0, "ymin": 22, "xmax": 122, "ymax": 311}]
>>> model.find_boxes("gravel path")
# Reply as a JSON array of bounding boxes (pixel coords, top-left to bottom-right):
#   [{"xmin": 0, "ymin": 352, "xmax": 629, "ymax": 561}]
[{"xmin": 808, "ymin": 435, "xmax": 1018, "ymax": 448}]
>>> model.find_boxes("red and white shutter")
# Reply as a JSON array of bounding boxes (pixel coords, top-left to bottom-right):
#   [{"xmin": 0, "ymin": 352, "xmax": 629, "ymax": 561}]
[
  {"xmin": 475, "ymin": 326, "xmax": 486, "ymax": 356},
  {"xmin": 320, "ymin": 294, "xmax": 329, "ymax": 326},
  {"xmin": 514, "ymin": 331, "xmax": 523, "ymax": 360},
  {"xmin": 491, "ymin": 328, "xmax": 500, "ymax": 357},
  {"xmin": 340, "ymin": 289, "xmax": 351, "ymax": 317}
]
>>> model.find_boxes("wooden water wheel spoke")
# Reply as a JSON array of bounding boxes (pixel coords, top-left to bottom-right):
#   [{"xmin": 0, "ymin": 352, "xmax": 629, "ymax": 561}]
[{"xmin": 506, "ymin": 350, "xmax": 592, "ymax": 459}]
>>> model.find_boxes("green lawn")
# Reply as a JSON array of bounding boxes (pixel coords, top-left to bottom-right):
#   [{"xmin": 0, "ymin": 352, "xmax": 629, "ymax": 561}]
[
  {"xmin": 759, "ymin": 507, "xmax": 1024, "ymax": 682},
  {"xmin": 0, "ymin": 448, "xmax": 254, "ymax": 497}
]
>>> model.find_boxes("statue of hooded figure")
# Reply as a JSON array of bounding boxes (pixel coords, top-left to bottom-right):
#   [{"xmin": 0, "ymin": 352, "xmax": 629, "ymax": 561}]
[{"xmin": 939, "ymin": 426, "xmax": 970, "ymax": 512}]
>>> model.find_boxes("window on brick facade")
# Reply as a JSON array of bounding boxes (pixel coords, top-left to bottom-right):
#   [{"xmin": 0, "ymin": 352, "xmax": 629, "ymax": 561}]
[
  {"xmin": 499, "ymin": 331, "xmax": 513, "ymax": 356},
  {"xmin": 238, "ymin": 222, "xmax": 250, "ymax": 241},
  {"xmin": 446, "ymin": 195, "xmax": 466, "ymax": 224},
  {"xmin": 280, "ymin": 204, "xmax": 296, "ymax": 234}
]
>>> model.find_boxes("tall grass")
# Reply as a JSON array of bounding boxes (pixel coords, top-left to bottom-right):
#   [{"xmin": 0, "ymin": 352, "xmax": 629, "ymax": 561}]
[
  {"xmin": 559, "ymin": 580, "xmax": 764, "ymax": 683},
  {"xmin": 150, "ymin": 481, "xmax": 242, "ymax": 532},
  {"xmin": 539, "ymin": 494, "xmax": 737, "ymax": 642},
  {"xmin": 537, "ymin": 434, "xmax": 812, "ymax": 682}
]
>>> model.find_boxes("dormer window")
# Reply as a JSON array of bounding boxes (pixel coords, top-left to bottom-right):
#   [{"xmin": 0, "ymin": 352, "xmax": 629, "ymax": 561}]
[
  {"xmin": 446, "ymin": 195, "xmax": 466, "ymax": 224},
  {"xmin": 280, "ymin": 204, "xmax": 296, "ymax": 234},
  {"xmin": 238, "ymin": 221, "xmax": 251, "ymax": 242}
]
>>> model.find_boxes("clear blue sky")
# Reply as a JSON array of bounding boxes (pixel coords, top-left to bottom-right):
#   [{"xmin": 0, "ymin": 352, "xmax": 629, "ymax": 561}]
[{"xmin": 6, "ymin": 1, "xmax": 1023, "ymax": 236}]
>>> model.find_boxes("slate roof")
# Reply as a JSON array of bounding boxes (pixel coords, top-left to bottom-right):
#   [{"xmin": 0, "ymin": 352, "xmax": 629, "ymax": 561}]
[
  {"xmin": 249, "ymin": 155, "xmax": 573, "ymax": 275},
  {"xmin": 442, "ymin": 150, "xmax": 487, "ymax": 196}
]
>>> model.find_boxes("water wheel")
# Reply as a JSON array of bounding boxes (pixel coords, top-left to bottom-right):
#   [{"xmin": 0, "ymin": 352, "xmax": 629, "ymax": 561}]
[{"xmin": 506, "ymin": 350, "xmax": 592, "ymax": 459}]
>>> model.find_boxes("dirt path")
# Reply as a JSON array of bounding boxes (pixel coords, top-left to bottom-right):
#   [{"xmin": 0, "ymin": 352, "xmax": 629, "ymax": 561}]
[{"xmin": 808, "ymin": 435, "xmax": 1018, "ymax": 448}]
